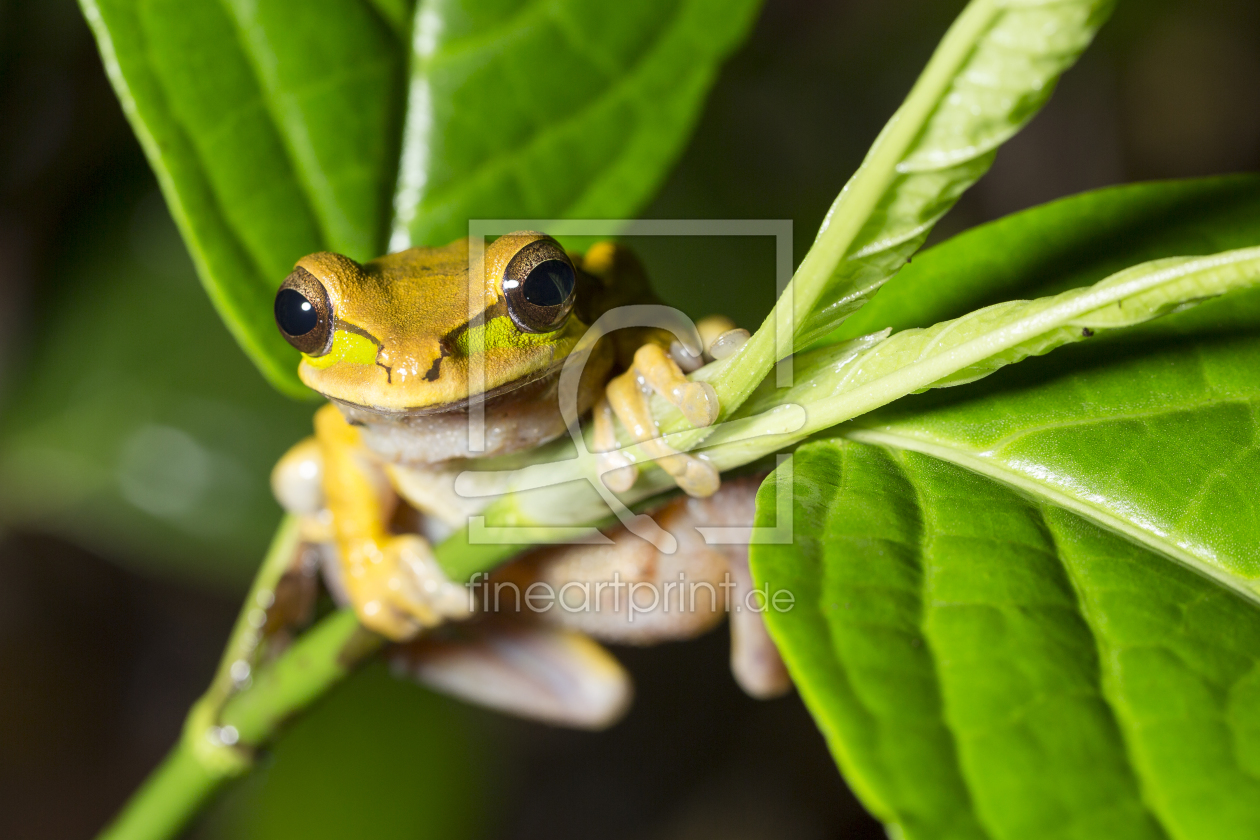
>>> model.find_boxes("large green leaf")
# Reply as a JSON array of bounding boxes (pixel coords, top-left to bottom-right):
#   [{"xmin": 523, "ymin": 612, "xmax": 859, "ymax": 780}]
[
  {"xmin": 79, "ymin": 0, "xmax": 404, "ymax": 397},
  {"xmin": 752, "ymin": 440, "xmax": 1260, "ymax": 840},
  {"xmin": 390, "ymin": 0, "xmax": 762, "ymax": 250},
  {"xmin": 743, "ymin": 179, "xmax": 1260, "ymax": 838},
  {"xmin": 843, "ymin": 329, "xmax": 1260, "ymax": 603},
  {"xmin": 79, "ymin": 0, "xmax": 761, "ymax": 396},
  {"xmin": 832, "ymin": 174, "xmax": 1260, "ymax": 342}
]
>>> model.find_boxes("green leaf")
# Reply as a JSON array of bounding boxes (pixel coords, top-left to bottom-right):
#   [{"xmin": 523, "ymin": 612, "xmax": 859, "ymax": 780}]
[
  {"xmin": 80, "ymin": 0, "xmax": 760, "ymax": 395},
  {"xmin": 752, "ymin": 440, "xmax": 1260, "ymax": 840},
  {"xmin": 793, "ymin": 0, "xmax": 1116, "ymax": 346},
  {"xmin": 721, "ymin": 246, "xmax": 1260, "ymax": 454},
  {"xmin": 842, "ymin": 327, "xmax": 1260, "ymax": 604},
  {"xmin": 832, "ymin": 174, "xmax": 1260, "ymax": 343},
  {"xmin": 390, "ymin": 0, "xmax": 763, "ymax": 249},
  {"xmin": 740, "ymin": 179, "xmax": 1260, "ymax": 838},
  {"xmin": 694, "ymin": 0, "xmax": 1115, "ymax": 436},
  {"xmin": 79, "ymin": 0, "xmax": 405, "ymax": 397}
]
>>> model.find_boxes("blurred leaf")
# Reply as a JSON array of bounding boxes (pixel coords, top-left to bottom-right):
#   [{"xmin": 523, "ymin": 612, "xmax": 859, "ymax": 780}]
[
  {"xmin": 0, "ymin": 190, "xmax": 312, "ymax": 586},
  {"xmin": 79, "ymin": 0, "xmax": 761, "ymax": 395},
  {"xmin": 198, "ymin": 662, "xmax": 495, "ymax": 840},
  {"xmin": 752, "ymin": 440, "xmax": 1260, "ymax": 840}
]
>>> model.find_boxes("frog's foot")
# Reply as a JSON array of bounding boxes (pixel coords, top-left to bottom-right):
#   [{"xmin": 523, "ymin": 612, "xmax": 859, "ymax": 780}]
[
  {"xmin": 670, "ymin": 314, "xmax": 751, "ymax": 372},
  {"xmin": 390, "ymin": 620, "xmax": 632, "ymax": 730},
  {"xmin": 271, "ymin": 436, "xmax": 337, "ymax": 544},
  {"xmin": 343, "ymin": 534, "xmax": 471, "ymax": 640},
  {"xmin": 596, "ymin": 320, "xmax": 749, "ymax": 498}
]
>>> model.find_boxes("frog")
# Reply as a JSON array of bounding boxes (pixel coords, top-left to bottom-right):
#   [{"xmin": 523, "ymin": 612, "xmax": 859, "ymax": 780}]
[{"xmin": 270, "ymin": 232, "xmax": 789, "ymax": 728}]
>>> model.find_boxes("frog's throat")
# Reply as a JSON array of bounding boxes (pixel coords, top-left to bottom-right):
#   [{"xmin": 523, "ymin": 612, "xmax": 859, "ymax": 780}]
[{"xmin": 331, "ymin": 352, "xmax": 613, "ymax": 466}]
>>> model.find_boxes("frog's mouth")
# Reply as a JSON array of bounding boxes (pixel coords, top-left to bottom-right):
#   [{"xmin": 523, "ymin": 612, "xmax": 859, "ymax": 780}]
[
  {"xmin": 327, "ymin": 362, "xmax": 567, "ymax": 419},
  {"xmin": 328, "ymin": 353, "xmax": 613, "ymax": 465}
]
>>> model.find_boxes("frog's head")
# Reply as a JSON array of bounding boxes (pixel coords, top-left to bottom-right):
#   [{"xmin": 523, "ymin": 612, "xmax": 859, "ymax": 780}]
[{"xmin": 275, "ymin": 232, "xmax": 588, "ymax": 413}]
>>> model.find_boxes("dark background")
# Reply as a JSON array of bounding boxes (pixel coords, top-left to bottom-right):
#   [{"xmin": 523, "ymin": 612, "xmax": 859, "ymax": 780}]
[{"xmin": 1, "ymin": 0, "xmax": 1258, "ymax": 837}]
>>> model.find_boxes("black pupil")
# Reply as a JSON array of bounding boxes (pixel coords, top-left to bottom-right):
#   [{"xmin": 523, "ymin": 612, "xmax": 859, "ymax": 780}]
[
  {"xmin": 522, "ymin": 260, "xmax": 574, "ymax": 308},
  {"xmin": 276, "ymin": 288, "xmax": 318, "ymax": 335}
]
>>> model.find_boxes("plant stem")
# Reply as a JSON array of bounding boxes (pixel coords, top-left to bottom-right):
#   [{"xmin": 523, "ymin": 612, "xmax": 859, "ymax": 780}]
[
  {"xmin": 94, "ymin": 517, "xmax": 376, "ymax": 840},
  {"xmin": 96, "ymin": 509, "xmax": 502, "ymax": 840},
  {"xmin": 96, "ymin": 745, "xmax": 222, "ymax": 840}
]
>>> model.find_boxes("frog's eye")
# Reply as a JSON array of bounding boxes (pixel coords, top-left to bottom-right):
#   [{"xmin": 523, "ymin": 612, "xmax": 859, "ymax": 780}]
[
  {"xmin": 275, "ymin": 267, "xmax": 334, "ymax": 356},
  {"xmin": 502, "ymin": 239, "xmax": 576, "ymax": 334}
]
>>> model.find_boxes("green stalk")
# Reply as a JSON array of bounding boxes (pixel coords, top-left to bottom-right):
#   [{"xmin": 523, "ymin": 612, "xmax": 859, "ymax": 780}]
[
  {"xmin": 95, "ymin": 518, "xmax": 380, "ymax": 840},
  {"xmin": 94, "ymin": 515, "xmax": 487, "ymax": 840}
]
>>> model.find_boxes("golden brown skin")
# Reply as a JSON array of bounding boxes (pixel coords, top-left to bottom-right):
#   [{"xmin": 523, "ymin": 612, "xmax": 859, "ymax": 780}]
[{"xmin": 273, "ymin": 234, "xmax": 733, "ymax": 641}]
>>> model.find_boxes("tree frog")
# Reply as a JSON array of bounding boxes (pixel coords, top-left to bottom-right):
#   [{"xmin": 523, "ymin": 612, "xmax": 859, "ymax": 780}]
[{"xmin": 270, "ymin": 232, "xmax": 788, "ymax": 727}]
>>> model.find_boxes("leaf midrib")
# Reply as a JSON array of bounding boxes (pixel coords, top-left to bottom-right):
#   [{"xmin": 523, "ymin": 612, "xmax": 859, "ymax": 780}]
[{"xmin": 845, "ymin": 428, "xmax": 1260, "ymax": 609}]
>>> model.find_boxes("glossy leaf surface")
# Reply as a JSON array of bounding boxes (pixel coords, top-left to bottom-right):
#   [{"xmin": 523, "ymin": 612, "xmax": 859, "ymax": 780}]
[
  {"xmin": 752, "ymin": 440, "xmax": 1260, "ymax": 840},
  {"xmin": 390, "ymin": 0, "xmax": 762, "ymax": 249},
  {"xmin": 833, "ymin": 174, "xmax": 1260, "ymax": 342},
  {"xmin": 719, "ymin": 245, "xmax": 1260, "ymax": 464},
  {"xmin": 746, "ymin": 180, "xmax": 1260, "ymax": 837}
]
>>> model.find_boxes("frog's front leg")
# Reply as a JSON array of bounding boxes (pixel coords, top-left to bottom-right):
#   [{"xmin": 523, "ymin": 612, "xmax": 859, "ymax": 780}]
[
  {"xmin": 595, "ymin": 316, "xmax": 749, "ymax": 498},
  {"xmin": 307, "ymin": 404, "xmax": 468, "ymax": 639}
]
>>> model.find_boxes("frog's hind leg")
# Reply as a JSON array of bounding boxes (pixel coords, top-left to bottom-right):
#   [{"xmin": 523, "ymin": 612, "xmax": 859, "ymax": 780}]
[
  {"xmin": 390, "ymin": 620, "xmax": 632, "ymax": 730},
  {"xmin": 288, "ymin": 405, "xmax": 469, "ymax": 640},
  {"xmin": 498, "ymin": 475, "xmax": 791, "ymax": 700}
]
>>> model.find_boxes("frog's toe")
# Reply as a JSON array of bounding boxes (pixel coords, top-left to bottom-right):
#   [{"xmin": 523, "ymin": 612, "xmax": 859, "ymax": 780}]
[
  {"xmin": 347, "ymin": 535, "xmax": 471, "ymax": 640},
  {"xmin": 601, "ymin": 349, "xmax": 723, "ymax": 498},
  {"xmin": 271, "ymin": 437, "xmax": 323, "ymax": 515},
  {"xmin": 666, "ymin": 454, "xmax": 720, "ymax": 498},
  {"xmin": 597, "ymin": 450, "xmax": 639, "ymax": 493},
  {"xmin": 631, "ymin": 343, "xmax": 721, "ymax": 427},
  {"xmin": 675, "ymin": 380, "xmax": 719, "ymax": 428},
  {"xmin": 386, "ymin": 534, "xmax": 472, "ymax": 624},
  {"xmin": 592, "ymin": 394, "xmax": 639, "ymax": 492}
]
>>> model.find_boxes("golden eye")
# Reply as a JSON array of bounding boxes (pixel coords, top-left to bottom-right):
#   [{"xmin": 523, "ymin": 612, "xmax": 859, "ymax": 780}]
[
  {"xmin": 502, "ymin": 238, "xmax": 576, "ymax": 333},
  {"xmin": 275, "ymin": 266, "xmax": 334, "ymax": 356}
]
